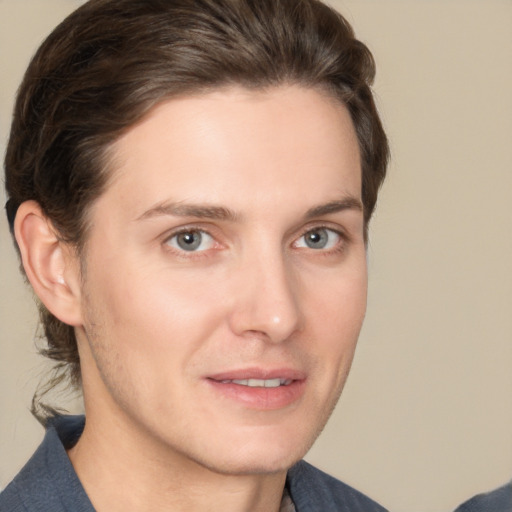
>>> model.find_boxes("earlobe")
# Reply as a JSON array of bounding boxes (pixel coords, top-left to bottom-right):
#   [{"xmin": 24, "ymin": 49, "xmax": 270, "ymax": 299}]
[{"xmin": 14, "ymin": 200, "xmax": 83, "ymax": 327}]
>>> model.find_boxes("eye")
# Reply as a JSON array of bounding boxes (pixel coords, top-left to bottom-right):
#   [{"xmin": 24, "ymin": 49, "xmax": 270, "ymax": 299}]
[
  {"xmin": 295, "ymin": 227, "xmax": 341, "ymax": 250},
  {"xmin": 166, "ymin": 229, "xmax": 215, "ymax": 252}
]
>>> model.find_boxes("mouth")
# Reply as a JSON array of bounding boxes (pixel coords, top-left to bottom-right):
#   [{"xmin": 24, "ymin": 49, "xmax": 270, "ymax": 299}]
[
  {"xmin": 218, "ymin": 378, "xmax": 293, "ymax": 388},
  {"xmin": 205, "ymin": 369, "xmax": 306, "ymax": 409}
]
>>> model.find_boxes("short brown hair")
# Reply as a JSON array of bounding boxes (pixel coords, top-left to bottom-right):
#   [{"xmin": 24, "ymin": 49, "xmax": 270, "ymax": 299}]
[{"xmin": 5, "ymin": 0, "xmax": 389, "ymax": 405}]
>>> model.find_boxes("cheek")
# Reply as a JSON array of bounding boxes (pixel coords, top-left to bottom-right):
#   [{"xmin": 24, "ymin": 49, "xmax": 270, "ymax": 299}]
[
  {"xmin": 305, "ymin": 264, "xmax": 367, "ymax": 380},
  {"xmin": 87, "ymin": 264, "xmax": 227, "ymax": 363},
  {"xmin": 311, "ymin": 265, "xmax": 367, "ymax": 336},
  {"xmin": 80, "ymin": 267, "xmax": 228, "ymax": 416}
]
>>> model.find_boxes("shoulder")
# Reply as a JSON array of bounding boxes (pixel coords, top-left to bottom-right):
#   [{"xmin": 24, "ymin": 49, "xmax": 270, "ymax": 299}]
[
  {"xmin": 0, "ymin": 427, "xmax": 57, "ymax": 512},
  {"xmin": 0, "ymin": 482, "xmax": 27, "ymax": 512},
  {"xmin": 453, "ymin": 481, "xmax": 512, "ymax": 512},
  {"xmin": 0, "ymin": 416, "xmax": 93, "ymax": 512},
  {"xmin": 286, "ymin": 460, "xmax": 388, "ymax": 512},
  {"xmin": 0, "ymin": 437, "xmax": 55, "ymax": 512}
]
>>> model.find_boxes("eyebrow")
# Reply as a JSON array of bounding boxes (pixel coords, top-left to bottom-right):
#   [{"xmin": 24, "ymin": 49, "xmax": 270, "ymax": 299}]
[
  {"xmin": 137, "ymin": 202, "xmax": 240, "ymax": 222},
  {"xmin": 304, "ymin": 197, "xmax": 363, "ymax": 219},
  {"xmin": 137, "ymin": 196, "xmax": 363, "ymax": 223}
]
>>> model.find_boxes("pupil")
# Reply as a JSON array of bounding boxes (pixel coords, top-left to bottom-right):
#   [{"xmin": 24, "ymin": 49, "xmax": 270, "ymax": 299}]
[
  {"xmin": 306, "ymin": 229, "xmax": 327, "ymax": 249},
  {"xmin": 178, "ymin": 231, "xmax": 201, "ymax": 251}
]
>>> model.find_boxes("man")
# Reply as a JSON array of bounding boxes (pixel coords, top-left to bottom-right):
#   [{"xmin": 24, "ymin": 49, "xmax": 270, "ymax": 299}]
[{"xmin": 0, "ymin": 0, "xmax": 389, "ymax": 510}]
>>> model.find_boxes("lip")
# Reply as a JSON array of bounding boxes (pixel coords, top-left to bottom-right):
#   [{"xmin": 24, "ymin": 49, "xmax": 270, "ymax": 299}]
[
  {"xmin": 208, "ymin": 367, "xmax": 306, "ymax": 382},
  {"xmin": 205, "ymin": 367, "xmax": 307, "ymax": 410}
]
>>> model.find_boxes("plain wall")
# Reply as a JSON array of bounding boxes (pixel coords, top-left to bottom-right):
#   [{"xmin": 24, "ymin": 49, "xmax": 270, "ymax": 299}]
[{"xmin": 1, "ymin": 1, "xmax": 511, "ymax": 510}]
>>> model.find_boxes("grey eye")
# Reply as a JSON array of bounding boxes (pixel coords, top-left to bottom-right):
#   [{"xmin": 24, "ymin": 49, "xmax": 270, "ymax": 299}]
[
  {"xmin": 296, "ymin": 228, "xmax": 340, "ymax": 250},
  {"xmin": 167, "ymin": 230, "xmax": 214, "ymax": 252},
  {"xmin": 304, "ymin": 229, "xmax": 329, "ymax": 249}
]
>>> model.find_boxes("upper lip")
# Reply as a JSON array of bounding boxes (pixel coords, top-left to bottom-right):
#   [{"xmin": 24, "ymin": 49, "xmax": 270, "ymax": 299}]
[{"xmin": 207, "ymin": 367, "xmax": 306, "ymax": 382}]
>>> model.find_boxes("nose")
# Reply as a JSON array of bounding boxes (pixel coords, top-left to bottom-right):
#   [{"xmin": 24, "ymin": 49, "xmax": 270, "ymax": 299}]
[{"xmin": 227, "ymin": 251, "xmax": 303, "ymax": 343}]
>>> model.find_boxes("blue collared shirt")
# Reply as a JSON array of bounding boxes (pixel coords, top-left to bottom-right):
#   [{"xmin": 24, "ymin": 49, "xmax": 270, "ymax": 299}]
[{"xmin": 0, "ymin": 416, "xmax": 388, "ymax": 512}]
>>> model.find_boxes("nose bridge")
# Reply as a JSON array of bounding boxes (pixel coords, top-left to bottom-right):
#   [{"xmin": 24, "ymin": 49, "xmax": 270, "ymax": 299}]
[{"xmin": 229, "ymin": 240, "xmax": 302, "ymax": 343}]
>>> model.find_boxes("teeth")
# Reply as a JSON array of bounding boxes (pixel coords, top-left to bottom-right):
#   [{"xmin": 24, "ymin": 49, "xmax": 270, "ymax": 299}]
[{"xmin": 228, "ymin": 378, "xmax": 291, "ymax": 388}]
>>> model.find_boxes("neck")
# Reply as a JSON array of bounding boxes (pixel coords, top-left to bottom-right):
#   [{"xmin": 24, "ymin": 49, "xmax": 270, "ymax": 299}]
[{"xmin": 67, "ymin": 411, "xmax": 288, "ymax": 512}]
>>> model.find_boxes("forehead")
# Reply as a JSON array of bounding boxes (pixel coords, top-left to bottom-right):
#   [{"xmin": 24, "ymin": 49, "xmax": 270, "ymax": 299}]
[{"xmin": 97, "ymin": 85, "xmax": 361, "ymax": 222}]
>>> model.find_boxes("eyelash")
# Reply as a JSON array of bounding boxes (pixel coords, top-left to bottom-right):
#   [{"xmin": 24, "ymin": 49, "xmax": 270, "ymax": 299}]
[
  {"xmin": 295, "ymin": 224, "xmax": 348, "ymax": 254},
  {"xmin": 162, "ymin": 224, "xmax": 348, "ymax": 258},
  {"xmin": 162, "ymin": 226, "xmax": 220, "ymax": 259}
]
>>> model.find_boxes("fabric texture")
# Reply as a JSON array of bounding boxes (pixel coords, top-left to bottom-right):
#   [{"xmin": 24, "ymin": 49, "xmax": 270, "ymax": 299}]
[
  {"xmin": 0, "ymin": 416, "xmax": 93, "ymax": 512},
  {"xmin": 286, "ymin": 460, "xmax": 387, "ymax": 512},
  {"xmin": 453, "ymin": 481, "xmax": 512, "ymax": 512},
  {"xmin": 0, "ymin": 415, "xmax": 387, "ymax": 512},
  {"xmin": 280, "ymin": 487, "xmax": 296, "ymax": 512}
]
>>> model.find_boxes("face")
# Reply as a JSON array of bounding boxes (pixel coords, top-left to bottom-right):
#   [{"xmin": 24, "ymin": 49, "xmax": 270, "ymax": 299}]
[{"xmin": 74, "ymin": 85, "xmax": 366, "ymax": 475}]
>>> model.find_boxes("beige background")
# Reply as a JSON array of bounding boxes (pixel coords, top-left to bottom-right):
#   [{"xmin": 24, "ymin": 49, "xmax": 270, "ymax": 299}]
[{"xmin": 1, "ymin": 1, "xmax": 511, "ymax": 510}]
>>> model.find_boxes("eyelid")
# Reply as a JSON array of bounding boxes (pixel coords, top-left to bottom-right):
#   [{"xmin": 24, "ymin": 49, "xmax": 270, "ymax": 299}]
[
  {"xmin": 167, "ymin": 230, "xmax": 214, "ymax": 251},
  {"xmin": 297, "ymin": 222, "xmax": 347, "ymax": 240},
  {"xmin": 292, "ymin": 223, "xmax": 348, "ymax": 251},
  {"xmin": 161, "ymin": 222, "xmax": 217, "ymax": 241},
  {"xmin": 161, "ymin": 224, "xmax": 224, "ymax": 256},
  {"xmin": 159, "ymin": 221, "xmax": 350, "ymax": 257}
]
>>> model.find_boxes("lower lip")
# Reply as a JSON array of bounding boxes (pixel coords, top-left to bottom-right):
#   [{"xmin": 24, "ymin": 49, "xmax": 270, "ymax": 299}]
[{"xmin": 206, "ymin": 379, "xmax": 306, "ymax": 410}]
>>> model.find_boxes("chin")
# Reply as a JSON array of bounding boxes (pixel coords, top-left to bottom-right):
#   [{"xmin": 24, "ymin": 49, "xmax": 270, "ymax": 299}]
[
  {"xmin": 190, "ymin": 426, "xmax": 318, "ymax": 477},
  {"xmin": 199, "ymin": 451, "xmax": 300, "ymax": 477}
]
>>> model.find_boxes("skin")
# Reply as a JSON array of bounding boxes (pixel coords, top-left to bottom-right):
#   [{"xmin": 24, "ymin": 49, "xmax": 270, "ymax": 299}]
[{"xmin": 19, "ymin": 85, "xmax": 367, "ymax": 511}]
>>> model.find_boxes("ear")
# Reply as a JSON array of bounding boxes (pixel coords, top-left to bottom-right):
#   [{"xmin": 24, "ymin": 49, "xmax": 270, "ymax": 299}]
[{"xmin": 14, "ymin": 200, "xmax": 83, "ymax": 327}]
